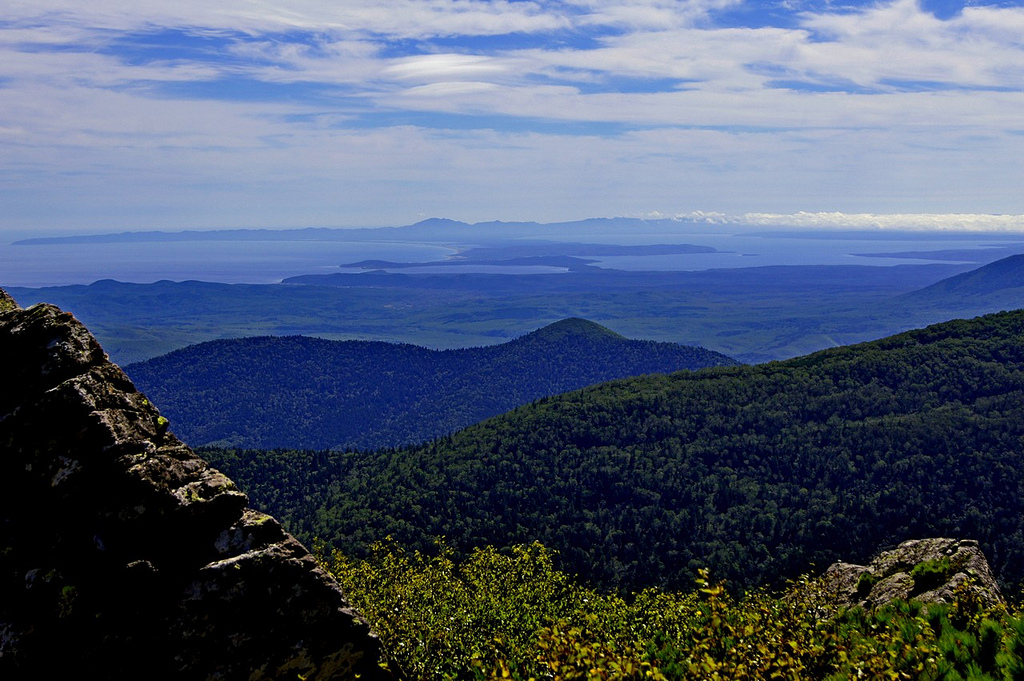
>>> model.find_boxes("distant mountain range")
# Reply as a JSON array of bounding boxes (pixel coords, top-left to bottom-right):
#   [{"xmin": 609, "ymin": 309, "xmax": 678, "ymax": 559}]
[
  {"xmin": 12, "ymin": 217, "xmax": 723, "ymax": 245},
  {"xmin": 10, "ymin": 248, "xmax": 1024, "ymax": 366},
  {"xmin": 126, "ymin": 318, "xmax": 737, "ymax": 451}
]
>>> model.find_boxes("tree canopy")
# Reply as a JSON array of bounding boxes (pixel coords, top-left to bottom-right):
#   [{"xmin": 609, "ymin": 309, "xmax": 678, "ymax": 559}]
[
  {"xmin": 206, "ymin": 309, "xmax": 1024, "ymax": 593},
  {"xmin": 129, "ymin": 318, "xmax": 735, "ymax": 450}
]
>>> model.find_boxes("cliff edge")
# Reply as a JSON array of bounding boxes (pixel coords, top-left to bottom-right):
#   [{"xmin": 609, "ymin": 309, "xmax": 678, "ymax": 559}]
[{"xmin": 0, "ymin": 289, "xmax": 390, "ymax": 679}]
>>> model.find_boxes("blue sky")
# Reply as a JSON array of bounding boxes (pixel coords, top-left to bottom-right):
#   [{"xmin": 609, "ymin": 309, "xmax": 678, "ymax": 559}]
[{"xmin": 1, "ymin": 0, "xmax": 1023, "ymax": 234}]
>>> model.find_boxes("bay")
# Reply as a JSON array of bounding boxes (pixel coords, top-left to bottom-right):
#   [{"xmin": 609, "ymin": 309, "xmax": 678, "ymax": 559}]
[
  {"xmin": 0, "ymin": 239, "xmax": 455, "ymax": 288},
  {"xmin": 3, "ymin": 227, "xmax": 1024, "ymax": 288}
]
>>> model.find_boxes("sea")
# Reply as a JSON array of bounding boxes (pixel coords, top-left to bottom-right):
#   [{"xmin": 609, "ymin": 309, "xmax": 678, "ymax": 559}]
[
  {"xmin": 3, "ymin": 229, "xmax": 1024, "ymax": 289},
  {"xmin": 0, "ymin": 239, "xmax": 456, "ymax": 288}
]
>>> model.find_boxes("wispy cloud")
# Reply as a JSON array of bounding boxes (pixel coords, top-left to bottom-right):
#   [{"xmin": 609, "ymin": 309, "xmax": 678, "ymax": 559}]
[{"xmin": 1, "ymin": 0, "xmax": 1022, "ymax": 232}]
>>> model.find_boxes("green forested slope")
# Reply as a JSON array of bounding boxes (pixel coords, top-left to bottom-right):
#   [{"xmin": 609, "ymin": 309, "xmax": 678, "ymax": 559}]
[
  {"xmin": 205, "ymin": 310, "xmax": 1024, "ymax": 593},
  {"xmin": 908, "ymin": 253, "xmax": 1024, "ymax": 298},
  {"xmin": 129, "ymin": 318, "xmax": 736, "ymax": 450}
]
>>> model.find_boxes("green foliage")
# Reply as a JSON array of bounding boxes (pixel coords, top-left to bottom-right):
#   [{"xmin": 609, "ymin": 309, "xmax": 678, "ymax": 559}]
[
  {"xmin": 912, "ymin": 557, "xmax": 954, "ymax": 592},
  {"xmin": 323, "ymin": 539, "xmax": 598, "ymax": 679},
  {"xmin": 127, "ymin": 320, "xmax": 735, "ymax": 450},
  {"xmin": 857, "ymin": 571, "xmax": 880, "ymax": 597},
  {"xmin": 996, "ymin": 612, "xmax": 1024, "ymax": 679},
  {"xmin": 324, "ymin": 540, "xmax": 1024, "ymax": 681},
  {"xmin": 209, "ymin": 309, "xmax": 1024, "ymax": 593}
]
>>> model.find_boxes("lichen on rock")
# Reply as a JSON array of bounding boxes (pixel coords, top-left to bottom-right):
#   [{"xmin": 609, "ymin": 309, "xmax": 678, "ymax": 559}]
[
  {"xmin": 0, "ymin": 288, "xmax": 17, "ymax": 313},
  {"xmin": 818, "ymin": 537, "xmax": 1003, "ymax": 612}
]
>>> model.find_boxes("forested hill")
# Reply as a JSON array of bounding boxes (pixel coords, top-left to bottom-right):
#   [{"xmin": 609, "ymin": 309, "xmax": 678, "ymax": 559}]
[
  {"xmin": 205, "ymin": 309, "xmax": 1024, "ymax": 594},
  {"xmin": 905, "ymin": 252, "xmax": 1024, "ymax": 302},
  {"xmin": 126, "ymin": 318, "xmax": 736, "ymax": 450}
]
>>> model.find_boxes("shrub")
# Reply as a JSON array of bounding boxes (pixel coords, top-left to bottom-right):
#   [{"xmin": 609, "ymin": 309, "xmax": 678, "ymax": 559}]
[
  {"xmin": 911, "ymin": 557, "xmax": 953, "ymax": 592},
  {"xmin": 320, "ymin": 540, "xmax": 1024, "ymax": 680}
]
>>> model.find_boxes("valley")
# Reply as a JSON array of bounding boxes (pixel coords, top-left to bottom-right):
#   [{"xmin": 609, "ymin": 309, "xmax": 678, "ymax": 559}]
[
  {"xmin": 124, "ymin": 318, "xmax": 737, "ymax": 451},
  {"xmin": 9, "ymin": 256, "xmax": 1020, "ymax": 366},
  {"xmin": 5, "ymin": 248, "xmax": 1024, "ymax": 678},
  {"xmin": 7, "ymin": 221, "xmax": 1024, "ymax": 365},
  {"xmin": 204, "ymin": 308, "xmax": 1024, "ymax": 595}
]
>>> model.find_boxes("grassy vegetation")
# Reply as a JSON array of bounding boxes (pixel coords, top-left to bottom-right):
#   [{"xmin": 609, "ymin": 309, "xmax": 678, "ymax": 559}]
[{"xmin": 323, "ymin": 539, "xmax": 1024, "ymax": 680}]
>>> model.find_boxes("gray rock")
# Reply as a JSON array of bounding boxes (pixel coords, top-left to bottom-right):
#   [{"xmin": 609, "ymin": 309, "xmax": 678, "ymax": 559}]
[
  {"xmin": 0, "ymin": 291, "xmax": 392, "ymax": 679},
  {"xmin": 818, "ymin": 538, "xmax": 1003, "ymax": 611}
]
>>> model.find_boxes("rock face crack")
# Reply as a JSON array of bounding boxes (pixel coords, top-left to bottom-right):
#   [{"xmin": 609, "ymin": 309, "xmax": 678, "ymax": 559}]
[{"xmin": 0, "ymin": 290, "xmax": 390, "ymax": 680}]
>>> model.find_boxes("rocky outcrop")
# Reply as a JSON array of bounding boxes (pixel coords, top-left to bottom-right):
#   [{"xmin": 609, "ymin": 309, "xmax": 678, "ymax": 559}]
[
  {"xmin": 0, "ymin": 289, "xmax": 391, "ymax": 679},
  {"xmin": 819, "ymin": 538, "xmax": 1003, "ymax": 611}
]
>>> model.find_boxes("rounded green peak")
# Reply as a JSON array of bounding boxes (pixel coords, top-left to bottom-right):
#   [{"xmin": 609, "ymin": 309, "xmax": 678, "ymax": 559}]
[{"xmin": 523, "ymin": 318, "xmax": 626, "ymax": 344}]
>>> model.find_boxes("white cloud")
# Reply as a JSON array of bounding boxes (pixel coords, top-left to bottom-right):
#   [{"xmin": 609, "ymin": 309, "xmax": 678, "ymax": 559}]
[
  {"xmin": 734, "ymin": 212, "xmax": 1024, "ymax": 232},
  {"xmin": 639, "ymin": 210, "xmax": 1024, "ymax": 232},
  {"xmin": 1, "ymin": 0, "xmax": 1022, "ymax": 231},
  {"xmin": 0, "ymin": 1, "xmax": 570, "ymax": 38},
  {"xmin": 795, "ymin": 0, "xmax": 1024, "ymax": 89},
  {"xmin": 399, "ymin": 80, "xmax": 503, "ymax": 97},
  {"xmin": 565, "ymin": 0, "xmax": 744, "ymax": 29},
  {"xmin": 385, "ymin": 54, "xmax": 511, "ymax": 82}
]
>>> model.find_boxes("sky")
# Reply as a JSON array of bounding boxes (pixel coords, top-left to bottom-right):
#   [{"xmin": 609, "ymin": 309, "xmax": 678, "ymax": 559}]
[{"xmin": 2, "ymin": 0, "xmax": 1024, "ymax": 235}]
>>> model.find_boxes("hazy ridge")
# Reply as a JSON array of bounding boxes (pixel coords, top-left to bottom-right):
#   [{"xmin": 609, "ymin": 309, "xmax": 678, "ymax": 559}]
[{"xmin": 126, "ymin": 318, "xmax": 737, "ymax": 451}]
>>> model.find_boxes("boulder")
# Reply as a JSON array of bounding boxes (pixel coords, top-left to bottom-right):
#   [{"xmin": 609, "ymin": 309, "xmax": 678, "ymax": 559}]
[
  {"xmin": 818, "ymin": 538, "xmax": 1003, "ymax": 611},
  {"xmin": 0, "ymin": 290, "xmax": 391, "ymax": 679}
]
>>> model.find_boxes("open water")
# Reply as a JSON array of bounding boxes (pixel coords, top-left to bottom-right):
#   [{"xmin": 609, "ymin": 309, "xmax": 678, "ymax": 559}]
[
  {"xmin": 3, "ymin": 229, "xmax": 1023, "ymax": 288},
  {"xmin": 0, "ymin": 239, "xmax": 456, "ymax": 288}
]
